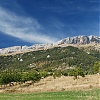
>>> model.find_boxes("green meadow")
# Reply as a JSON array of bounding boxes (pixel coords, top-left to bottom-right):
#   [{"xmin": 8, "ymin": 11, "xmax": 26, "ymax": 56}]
[{"xmin": 0, "ymin": 89, "xmax": 99, "ymax": 100}]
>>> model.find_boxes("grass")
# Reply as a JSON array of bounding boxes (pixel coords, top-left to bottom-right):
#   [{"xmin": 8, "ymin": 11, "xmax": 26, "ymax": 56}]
[{"xmin": 0, "ymin": 89, "xmax": 99, "ymax": 100}]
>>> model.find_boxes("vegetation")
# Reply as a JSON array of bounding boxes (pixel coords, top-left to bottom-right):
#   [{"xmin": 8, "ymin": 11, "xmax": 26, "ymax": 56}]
[
  {"xmin": 0, "ymin": 89, "xmax": 99, "ymax": 100},
  {"xmin": 93, "ymin": 62, "xmax": 100, "ymax": 74},
  {"xmin": 0, "ymin": 70, "xmax": 42, "ymax": 85},
  {"xmin": 0, "ymin": 46, "xmax": 99, "ymax": 71},
  {"xmin": 0, "ymin": 46, "xmax": 99, "ymax": 85}
]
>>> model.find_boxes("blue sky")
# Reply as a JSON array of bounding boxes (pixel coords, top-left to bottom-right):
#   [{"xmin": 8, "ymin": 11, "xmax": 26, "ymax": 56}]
[{"xmin": 0, "ymin": 0, "xmax": 99, "ymax": 48}]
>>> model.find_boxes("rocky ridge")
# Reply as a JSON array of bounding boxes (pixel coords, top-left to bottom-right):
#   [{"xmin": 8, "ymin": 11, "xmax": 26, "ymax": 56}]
[
  {"xmin": 55, "ymin": 35, "xmax": 100, "ymax": 45},
  {"xmin": 0, "ymin": 35, "xmax": 100, "ymax": 55}
]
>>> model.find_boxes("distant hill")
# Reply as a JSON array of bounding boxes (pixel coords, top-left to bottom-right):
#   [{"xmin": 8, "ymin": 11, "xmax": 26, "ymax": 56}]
[
  {"xmin": 0, "ymin": 35, "xmax": 100, "ymax": 55},
  {"xmin": 0, "ymin": 46, "xmax": 99, "ymax": 73}
]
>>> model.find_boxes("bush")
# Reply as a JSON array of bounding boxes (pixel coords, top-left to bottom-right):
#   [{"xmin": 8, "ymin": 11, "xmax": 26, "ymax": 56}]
[
  {"xmin": 62, "ymin": 71, "xmax": 68, "ymax": 76},
  {"xmin": 0, "ymin": 70, "xmax": 21, "ymax": 85},
  {"xmin": 93, "ymin": 62, "xmax": 100, "ymax": 74}
]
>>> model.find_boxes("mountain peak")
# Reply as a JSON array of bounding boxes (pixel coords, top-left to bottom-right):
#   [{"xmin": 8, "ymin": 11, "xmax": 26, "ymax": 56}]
[
  {"xmin": 0, "ymin": 35, "xmax": 100, "ymax": 55},
  {"xmin": 55, "ymin": 35, "xmax": 100, "ymax": 45}
]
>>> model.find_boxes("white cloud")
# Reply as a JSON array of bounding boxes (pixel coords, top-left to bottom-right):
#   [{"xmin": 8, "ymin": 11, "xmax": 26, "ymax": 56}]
[{"xmin": 0, "ymin": 7, "xmax": 58, "ymax": 43}]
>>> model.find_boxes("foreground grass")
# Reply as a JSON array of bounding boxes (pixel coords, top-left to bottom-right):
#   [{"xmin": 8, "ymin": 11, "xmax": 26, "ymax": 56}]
[{"xmin": 0, "ymin": 89, "xmax": 99, "ymax": 100}]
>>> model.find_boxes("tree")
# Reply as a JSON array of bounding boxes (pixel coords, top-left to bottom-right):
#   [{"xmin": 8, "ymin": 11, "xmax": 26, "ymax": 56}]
[
  {"xmin": 68, "ymin": 67, "xmax": 85, "ymax": 79},
  {"xmin": 0, "ymin": 70, "xmax": 22, "ymax": 85},
  {"xmin": 62, "ymin": 70, "xmax": 68, "ymax": 76},
  {"xmin": 0, "ymin": 71, "xmax": 12, "ymax": 85},
  {"xmin": 21, "ymin": 73, "xmax": 30, "ymax": 83},
  {"xmin": 93, "ymin": 62, "xmax": 100, "ymax": 74},
  {"xmin": 53, "ymin": 70, "xmax": 62, "ymax": 79},
  {"xmin": 40, "ymin": 71, "xmax": 48, "ymax": 78}
]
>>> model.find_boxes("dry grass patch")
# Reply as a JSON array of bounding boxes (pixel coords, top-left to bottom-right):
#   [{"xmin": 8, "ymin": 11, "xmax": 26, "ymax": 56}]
[{"xmin": 0, "ymin": 74, "xmax": 99, "ymax": 93}]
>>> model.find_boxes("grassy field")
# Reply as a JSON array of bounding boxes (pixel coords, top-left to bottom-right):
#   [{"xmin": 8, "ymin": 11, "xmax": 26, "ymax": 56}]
[{"xmin": 0, "ymin": 89, "xmax": 99, "ymax": 100}]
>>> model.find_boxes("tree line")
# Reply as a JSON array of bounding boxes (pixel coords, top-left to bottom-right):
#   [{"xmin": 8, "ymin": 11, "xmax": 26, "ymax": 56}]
[{"xmin": 0, "ymin": 61, "xmax": 99, "ymax": 86}]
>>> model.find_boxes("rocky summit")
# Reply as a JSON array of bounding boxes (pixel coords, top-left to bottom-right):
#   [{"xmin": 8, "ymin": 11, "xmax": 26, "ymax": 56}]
[
  {"xmin": 0, "ymin": 35, "xmax": 100, "ymax": 55},
  {"xmin": 55, "ymin": 35, "xmax": 100, "ymax": 45}
]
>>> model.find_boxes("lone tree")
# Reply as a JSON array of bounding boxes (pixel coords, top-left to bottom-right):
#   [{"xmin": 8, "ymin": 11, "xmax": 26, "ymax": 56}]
[
  {"xmin": 93, "ymin": 62, "xmax": 100, "ymax": 74},
  {"xmin": 73, "ymin": 67, "xmax": 85, "ymax": 79}
]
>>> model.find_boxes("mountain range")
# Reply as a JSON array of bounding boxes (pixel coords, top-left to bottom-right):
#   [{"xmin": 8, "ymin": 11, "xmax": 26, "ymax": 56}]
[{"xmin": 0, "ymin": 35, "xmax": 100, "ymax": 55}]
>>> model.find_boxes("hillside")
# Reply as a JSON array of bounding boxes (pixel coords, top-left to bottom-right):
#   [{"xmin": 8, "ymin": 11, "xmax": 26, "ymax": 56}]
[
  {"xmin": 0, "ymin": 45, "xmax": 100, "ymax": 93},
  {"xmin": 0, "ymin": 46, "xmax": 100, "ymax": 72}
]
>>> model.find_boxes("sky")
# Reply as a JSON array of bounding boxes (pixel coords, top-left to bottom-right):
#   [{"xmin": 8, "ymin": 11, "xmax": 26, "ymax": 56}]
[{"xmin": 0, "ymin": 0, "xmax": 99, "ymax": 48}]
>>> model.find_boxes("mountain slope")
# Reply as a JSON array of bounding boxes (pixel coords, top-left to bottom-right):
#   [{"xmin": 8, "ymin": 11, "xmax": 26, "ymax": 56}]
[{"xmin": 0, "ymin": 46, "xmax": 99, "ymax": 73}]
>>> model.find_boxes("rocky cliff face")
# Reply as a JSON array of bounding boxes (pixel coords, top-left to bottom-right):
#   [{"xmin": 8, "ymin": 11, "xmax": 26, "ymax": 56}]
[
  {"xmin": 0, "ymin": 35, "xmax": 100, "ymax": 55},
  {"xmin": 55, "ymin": 35, "xmax": 100, "ymax": 45}
]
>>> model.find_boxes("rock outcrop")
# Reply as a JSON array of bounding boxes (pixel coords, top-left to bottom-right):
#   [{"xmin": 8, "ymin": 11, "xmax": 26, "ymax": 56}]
[
  {"xmin": 55, "ymin": 35, "xmax": 100, "ymax": 45},
  {"xmin": 0, "ymin": 35, "xmax": 100, "ymax": 55}
]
